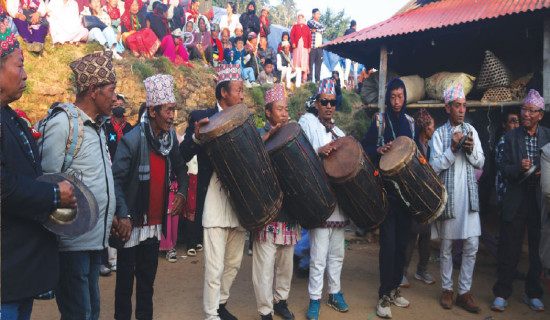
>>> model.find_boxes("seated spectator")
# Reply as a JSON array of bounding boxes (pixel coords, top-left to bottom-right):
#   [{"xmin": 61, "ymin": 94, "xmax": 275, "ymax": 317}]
[
  {"xmin": 228, "ymin": 37, "xmax": 258, "ymax": 88},
  {"xmin": 81, "ymin": 0, "xmax": 123, "ymax": 58},
  {"xmin": 219, "ymin": 1, "xmax": 239, "ymax": 38},
  {"xmin": 220, "ymin": 27, "xmax": 232, "ymax": 60},
  {"xmin": 187, "ymin": 16, "xmax": 213, "ymax": 65},
  {"xmin": 185, "ymin": 0, "xmax": 199, "ymax": 24},
  {"xmin": 6, "ymin": 0, "xmax": 48, "ymax": 53},
  {"xmin": 210, "ymin": 23, "xmax": 224, "ymax": 66},
  {"xmin": 257, "ymin": 35, "xmax": 276, "ymax": 69},
  {"xmin": 230, "ymin": 22, "xmax": 243, "ymax": 46},
  {"xmin": 148, "ymin": 3, "xmax": 192, "ymax": 67},
  {"xmin": 103, "ymin": 0, "xmax": 123, "ymax": 48},
  {"xmin": 121, "ymin": 0, "xmax": 160, "ymax": 58},
  {"xmin": 331, "ymin": 70, "xmax": 342, "ymax": 110},
  {"xmin": 182, "ymin": 20, "xmax": 194, "ymax": 45},
  {"xmin": 47, "ymin": 0, "xmax": 89, "ymax": 46},
  {"xmin": 277, "ymin": 31, "xmax": 289, "ymax": 52},
  {"xmin": 257, "ymin": 59, "xmax": 277, "ymax": 86},
  {"xmin": 245, "ymin": 32, "xmax": 263, "ymax": 78},
  {"xmin": 277, "ymin": 40, "xmax": 301, "ymax": 89},
  {"xmin": 259, "ymin": 5, "xmax": 269, "ymax": 36}
]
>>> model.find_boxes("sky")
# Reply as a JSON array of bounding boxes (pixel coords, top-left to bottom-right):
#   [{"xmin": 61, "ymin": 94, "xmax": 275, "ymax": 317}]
[{"xmin": 275, "ymin": 0, "xmax": 412, "ymax": 30}]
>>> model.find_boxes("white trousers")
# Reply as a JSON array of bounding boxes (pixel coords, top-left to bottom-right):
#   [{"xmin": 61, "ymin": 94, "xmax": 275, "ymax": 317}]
[
  {"xmin": 108, "ymin": 246, "xmax": 117, "ymax": 265},
  {"xmin": 308, "ymin": 227, "xmax": 345, "ymax": 300},
  {"xmin": 252, "ymin": 240, "xmax": 294, "ymax": 316},
  {"xmin": 280, "ymin": 66, "xmax": 302, "ymax": 89},
  {"xmin": 440, "ymin": 236, "xmax": 479, "ymax": 295},
  {"xmin": 203, "ymin": 227, "xmax": 246, "ymax": 317}
]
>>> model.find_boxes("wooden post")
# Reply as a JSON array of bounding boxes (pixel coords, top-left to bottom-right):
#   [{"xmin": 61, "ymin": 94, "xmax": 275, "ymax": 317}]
[
  {"xmin": 378, "ymin": 45, "xmax": 388, "ymax": 113},
  {"xmin": 543, "ymin": 17, "xmax": 550, "ymax": 110}
]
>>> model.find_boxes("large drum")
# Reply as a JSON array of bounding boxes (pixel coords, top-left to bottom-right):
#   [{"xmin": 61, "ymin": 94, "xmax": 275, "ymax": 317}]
[
  {"xmin": 323, "ymin": 136, "xmax": 388, "ymax": 229},
  {"xmin": 197, "ymin": 104, "xmax": 283, "ymax": 230},
  {"xmin": 265, "ymin": 122, "xmax": 335, "ymax": 229},
  {"xmin": 380, "ymin": 136, "xmax": 447, "ymax": 223}
]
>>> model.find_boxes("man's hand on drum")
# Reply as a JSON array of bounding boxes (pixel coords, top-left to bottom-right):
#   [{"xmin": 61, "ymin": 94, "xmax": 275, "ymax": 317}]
[
  {"xmin": 194, "ymin": 118, "xmax": 210, "ymax": 139},
  {"xmin": 451, "ymin": 131, "xmax": 464, "ymax": 153},
  {"xmin": 318, "ymin": 141, "xmax": 335, "ymax": 157},
  {"xmin": 376, "ymin": 142, "xmax": 392, "ymax": 155},
  {"xmin": 262, "ymin": 123, "xmax": 283, "ymax": 141}
]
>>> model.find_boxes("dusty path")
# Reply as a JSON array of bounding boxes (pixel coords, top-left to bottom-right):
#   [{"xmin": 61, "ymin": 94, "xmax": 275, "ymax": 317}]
[{"xmin": 32, "ymin": 231, "xmax": 549, "ymax": 320}]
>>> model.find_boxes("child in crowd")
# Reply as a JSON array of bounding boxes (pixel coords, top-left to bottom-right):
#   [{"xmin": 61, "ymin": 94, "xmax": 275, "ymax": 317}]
[
  {"xmin": 277, "ymin": 31, "xmax": 290, "ymax": 52},
  {"xmin": 231, "ymin": 23, "xmax": 244, "ymax": 46},
  {"xmin": 257, "ymin": 59, "xmax": 277, "ymax": 85},
  {"xmin": 227, "ymin": 37, "xmax": 259, "ymax": 88}
]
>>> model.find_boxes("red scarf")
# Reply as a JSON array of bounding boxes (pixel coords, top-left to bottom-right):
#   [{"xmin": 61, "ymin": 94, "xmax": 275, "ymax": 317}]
[
  {"xmin": 106, "ymin": 4, "xmax": 120, "ymax": 20},
  {"xmin": 111, "ymin": 117, "xmax": 127, "ymax": 144}
]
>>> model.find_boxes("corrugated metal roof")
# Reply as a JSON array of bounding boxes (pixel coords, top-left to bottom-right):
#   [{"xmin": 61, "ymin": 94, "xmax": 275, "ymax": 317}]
[{"xmin": 324, "ymin": 0, "xmax": 550, "ymax": 47}]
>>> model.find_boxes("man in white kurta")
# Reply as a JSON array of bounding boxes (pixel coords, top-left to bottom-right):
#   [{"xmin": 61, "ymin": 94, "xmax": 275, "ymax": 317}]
[
  {"xmin": 430, "ymin": 83, "xmax": 484, "ymax": 313},
  {"xmin": 299, "ymin": 79, "xmax": 350, "ymax": 320}
]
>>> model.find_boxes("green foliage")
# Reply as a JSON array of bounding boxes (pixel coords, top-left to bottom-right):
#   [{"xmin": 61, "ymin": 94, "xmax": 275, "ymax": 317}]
[
  {"xmin": 146, "ymin": 57, "xmax": 176, "ymax": 75},
  {"xmin": 85, "ymin": 42, "xmax": 105, "ymax": 54},
  {"xmin": 348, "ymin": 108, "xmax": 371, "ymax": 141},
  {"xmin": 319, "ymin": 8, "xmax": 351, "ymax": 41},
  {"xmin": 287, "ymin": 83, "xmax": 317, "ymax": 121},
  {"xmin": 269, "ymin": 0, "xmax": 298, "ymax": 28},
  {"xmin": 340, "ymin": 89, "xmax": 360, "ymax": 114},
  {"xmin": 132, "ymin": 61, "xmax": 154, "ymax": 81},
  {"xmin": 249, "ymin": 86, "xmax": 268, "ymax": 107}
]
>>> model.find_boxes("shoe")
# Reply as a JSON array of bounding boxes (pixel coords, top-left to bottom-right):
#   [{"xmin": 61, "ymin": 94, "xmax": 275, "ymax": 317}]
[
  {"xmin": 251, "ymin": 82, "xmax": 260, "ymax": 87},
  {"xmin": 196, "ymin": 244, "xmax": 204, "ymax": 252},
  {"xmin": 440, "ymin": 290, "xmax": 453, "ymax": 309},
  {"xmin": 414, "ymin": 270, "xmax": 435, "ymax": 285},
  {"xmin": 187, "ymin": 248, "xmax": 197, "ymax": 256},
  {"xmin": 111, "ymin": 263, "xmax": 117, "ymax": 272},
  {"xmin": 376, "ymin": 295, "xmax": 392, "ymax": 319},
  {"xmin": 306, "ymin": 299, "xmax": 320, "ymax": 320},
  {"xmin": 327, "ymin": 292, "xmax": 349, "ymax": 312},
  {"xmin": 112, "ymin": 51, "xmax": 122, "ymax": 60},
  {"xmin": 273, "ymin": 300, "xmax": 294, "ymax": 320},
  {"xmin": 523, "ymin": 297, "xmax": 545, "ymax": 311},
  {"xmin": 99, "ymin": 264, "xmax": 112, "ymax": 276},
  {"xmin": 245, "ymin": 80, "xmax": 252, "ymax": 88},
  {"xmin": 260, "ymin": 314, "xmax": 273, "ymax": 320},
  {"xmin": 390, "ymin": 288, "xmax": 409, "ymax": 308},
  {"xmin": 296, "ymin": 267, "xmax": 309, "ymax": 278},
  {"xmin": 217, "ymin": 303, "xmax": 237, "ymax": 320},
  {"xmin": 456, "ymin": 292, "xmax": 481, "ymax": 313},
  {"xmin": 399, "ymin": 275, "xmax": 409, "ymax": 288},
  {"xmin": 491, "ymin": 297, "xmax": 508, "ymax": 312},
  {"xmin": 248, "ymin": 248, "xmax": 252, "ymax": 256},
  {"xmin": 166, "ymin": 248, "xmax": 177, "ymax": 263}
]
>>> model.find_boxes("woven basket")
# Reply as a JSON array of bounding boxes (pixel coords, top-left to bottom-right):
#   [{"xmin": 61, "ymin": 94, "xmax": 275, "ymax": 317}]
[
  {"xmin": 476, "ymin": 50, "xmax": 511, "ymax": 90},
  {"xmin": 481, "ymin": 87, "xmax": 512, "ymax": 102}
]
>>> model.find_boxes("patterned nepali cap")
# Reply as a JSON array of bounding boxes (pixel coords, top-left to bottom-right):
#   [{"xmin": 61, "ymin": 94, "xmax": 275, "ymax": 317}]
[
  {"xmin": 0, "ymin": 8, "xmax": 20, "ymax": 57},
  {"xmin": 217, "ymin": 63, "xmax": 242, "ymax": 85},
  {"xmin": 211, "ymin": 23, "xmax": 220, "ymax": 33},
  {"xmin": 317, "ymin": 78, "xmax": 336, "ymax": 95},
  {"xmin": 265, "ymin": 83, "xmax": 286, "ymax": 106},
  {"xmin": 443, "ymin": 82, "xmax": 465, "ymax": 104},
  {"xmin": 143, "ymin": 74, "xmax": 176, "ymax": 107},
  {"xmin": 524, "ymin": 89, "xmax": 545, "ymax": 109},
  {"xmin": 69, "ymin": 51, "xmax": 117, "ymax": 94}
]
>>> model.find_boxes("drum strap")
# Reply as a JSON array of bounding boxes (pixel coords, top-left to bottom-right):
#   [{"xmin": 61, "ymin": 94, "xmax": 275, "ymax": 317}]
[{"xmin": 376, "ymin": 113, "xmax": 415, "ymax": 147}]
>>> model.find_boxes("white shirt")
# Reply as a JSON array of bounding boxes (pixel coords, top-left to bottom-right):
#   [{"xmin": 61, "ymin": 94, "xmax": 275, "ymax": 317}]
[
  {"xmin": 430, "ymin": 123, "xmax": 485, "ymax": 240},
  {"xmin": 219, "ymin": 14, "xmax": 240, "ymax": 38}
]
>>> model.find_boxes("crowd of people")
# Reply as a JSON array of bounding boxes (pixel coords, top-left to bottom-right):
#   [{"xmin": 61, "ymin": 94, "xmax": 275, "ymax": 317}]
[{"xmin": 2, "ymin": 2, "xmax": 550, "ymax": 320}]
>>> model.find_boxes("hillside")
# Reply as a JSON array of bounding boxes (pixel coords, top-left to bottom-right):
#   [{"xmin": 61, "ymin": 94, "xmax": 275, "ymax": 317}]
[{"xmin": 13, "ymin": 39, "xmax": 368, "ymax": 137}]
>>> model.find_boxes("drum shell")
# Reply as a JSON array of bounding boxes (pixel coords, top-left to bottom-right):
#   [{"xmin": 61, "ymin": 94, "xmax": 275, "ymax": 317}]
[
  {"xmin": 202, "ymin": 114, "xmax": 283, "ymax": 231},
  {"xmin": 267, "ymin": 125, "xmax": 336, "ymax": 229},
  {"xmin": 328, "ymin": 153, "xmax": 388, "ymax": 230},
  {"xmin": 381, "ymin": 147, "xmax": 447, "ymax": 224}
]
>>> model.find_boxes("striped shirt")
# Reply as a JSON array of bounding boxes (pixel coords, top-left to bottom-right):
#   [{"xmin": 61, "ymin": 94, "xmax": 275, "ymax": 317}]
[{"xmin": 306, "ymin": 19, "xmax": 326, "ymax": 49}]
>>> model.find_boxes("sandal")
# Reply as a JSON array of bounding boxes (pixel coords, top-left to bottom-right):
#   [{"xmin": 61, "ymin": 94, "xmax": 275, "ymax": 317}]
[
  {"xmin": 491, "ymin": 297, "xmax": 507, "ymax": 311},
  {"xmin": 524, "ymin": 297, "xmax": 545, "ymax": 311},
  {"xmin": 196, "ymin": 244, "xmax": 203, "ymax": 252},
  {"xmin": 187, "ymin": 248, "xmax": 197, "ymax": 256}
]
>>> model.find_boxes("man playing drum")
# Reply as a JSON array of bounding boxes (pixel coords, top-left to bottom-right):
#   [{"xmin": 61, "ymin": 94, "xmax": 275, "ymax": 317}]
[
  {"xmin": 252, "ymin": 83, "xmax": 300, "ymax": 320},
  {"xmin": 361, "ymin": 78, "xmax": 415, "ymax": 319},
  {"xmin": 430, "ymin": 83, "xmax": 485, "ymax": 313},
  {"xmin": 179, "ymin": 64, "xmax": 245, "ymax": 320},
  {"xmin": 299, "ymin": 78, "xmax": 350, "ymax": 320}
]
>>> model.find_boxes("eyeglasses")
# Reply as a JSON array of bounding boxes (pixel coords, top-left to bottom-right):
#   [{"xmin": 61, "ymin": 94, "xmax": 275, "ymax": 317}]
[
  {"xmin": 521, "ymin": 107, "xmax": 542, "ymax": 115},
  {"xmin": 319, "ymin": 99, "xmax": 337, "ymax": 107}
]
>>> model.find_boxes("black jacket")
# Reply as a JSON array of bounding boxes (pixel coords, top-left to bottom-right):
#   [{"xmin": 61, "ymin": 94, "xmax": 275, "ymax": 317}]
[
  {"xmin": 1, "ymin": 106, "xmax": 59, "ymax": 302},
  {"xmin": 104, "ymin": 119, "xmax": 133, "ymax": 159},
  {"xmin": 500, "ymin": 125, "xmax": 550, "ymax": 221},
  {"xmin": 179, "ymin": 106, "xmax": 218, "ymax": 219},
  {"xmin": 239, "ymin": 1, "xmax": 260, "ymax": 40}
]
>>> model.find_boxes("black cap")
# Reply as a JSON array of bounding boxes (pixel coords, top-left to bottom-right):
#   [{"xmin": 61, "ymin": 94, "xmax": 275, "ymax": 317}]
[{"xmin": 350, "ymin": 20, "xmax": 356, "ymax": 27}]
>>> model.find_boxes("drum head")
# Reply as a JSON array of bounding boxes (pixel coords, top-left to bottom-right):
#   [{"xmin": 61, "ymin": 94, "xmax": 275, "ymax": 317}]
[
  {"xmin": 380, "ymin": 136, "xmax": 416, "ymax": 174},
  {"xmin": 198, "ymin": 103, "xmax": 250, "ymax": 143},
  {"xmin": 323, "ymin": 136, "xmax": 363, "ymax": 180},
  {"xmin": 265, "ymin": 122, "xmax": 301, "ymax": 153}
]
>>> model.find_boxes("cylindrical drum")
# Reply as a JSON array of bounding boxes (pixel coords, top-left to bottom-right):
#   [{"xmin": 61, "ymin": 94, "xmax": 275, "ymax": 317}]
[
  {"xmin": 379, "ymin": 136, "xmax": 447, "ymax": 223},
  {"xmin": 265, "ymin": 122, "xmax": 336, "ymax": 229},
  {"xmin": 323, "ymin": 136, "xmax": 388, "ymax": 229},
  {"xmin": 197, "ymin": 104, "xmax": 283, "ymax": 230}
]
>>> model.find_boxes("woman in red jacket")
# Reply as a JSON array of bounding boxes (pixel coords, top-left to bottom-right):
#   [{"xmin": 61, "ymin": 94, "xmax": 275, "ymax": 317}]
[{"xmin": 291, "ymin": 13, "xmax": 311, "ymax": 83}]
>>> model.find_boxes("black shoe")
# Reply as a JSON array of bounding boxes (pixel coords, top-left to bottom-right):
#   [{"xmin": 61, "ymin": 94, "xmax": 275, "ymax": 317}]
[
  {"xmin": 261, "ymin": 314, "xmax": 273, "ymax": 320},
  {"xmin": 217, "ymin": 303, "xmax": 238, "ymax": 320},
  {"xmin": 273, "ymin": 300, "xmax": 295, "ymax": 320},
  {"xmin": 296, "ymin": 267, "xmax": 309, "ymax": 278}
]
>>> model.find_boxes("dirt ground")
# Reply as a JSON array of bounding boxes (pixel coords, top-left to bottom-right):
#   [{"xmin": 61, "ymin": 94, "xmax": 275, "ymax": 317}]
[{"xmin": 32, "ymin": 231, "xmax": 549, "ymax": 320}]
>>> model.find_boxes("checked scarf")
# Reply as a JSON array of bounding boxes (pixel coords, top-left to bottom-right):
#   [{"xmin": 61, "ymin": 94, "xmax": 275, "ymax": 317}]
[{"xmin": 439, "ymin": 121, "xmax": 479, "ymax": 220}]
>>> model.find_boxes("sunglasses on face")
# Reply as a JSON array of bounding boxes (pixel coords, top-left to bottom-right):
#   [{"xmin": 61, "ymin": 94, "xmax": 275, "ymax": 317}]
[{"xmin": 319, "ymin": 99, "xmax": 337, "ymax": 107}]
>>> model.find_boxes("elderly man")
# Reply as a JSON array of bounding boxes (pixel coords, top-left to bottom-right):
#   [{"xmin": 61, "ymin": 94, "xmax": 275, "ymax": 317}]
[
  {"xmin": 277, "ymin": 40, "xmax": 301, "ymax": 89},
  {"xmin": 112, "ymin": 74, "xmax": 188, "ymax": 320},
  {"xmin": 1, "ymin": 11, "xmax": 76, "ymax": 319},
  {"xmin": 361, "ymin": 78, "xmax": 415, "ymax": 319},
  {"xmin": 492, "ymin": 89, "xmax": 550, "ymax": 312},
  {"xmin": 38, "ymin": 51, "xmax": 117, "ymax": 320},
  {"xmin": 180, "ymin": 64, "xmax": 245, "ymax": 320},
  {"xmin": 430, "ymin": 83, "xmax": 485, "ymax": 313},
  {"xmin": 299, "ymin": 79, "xmax": 349, "ymax": 320},
  {"xmin": 253, "ymin": 83, "xmax": 299, "ymax": 320}
]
